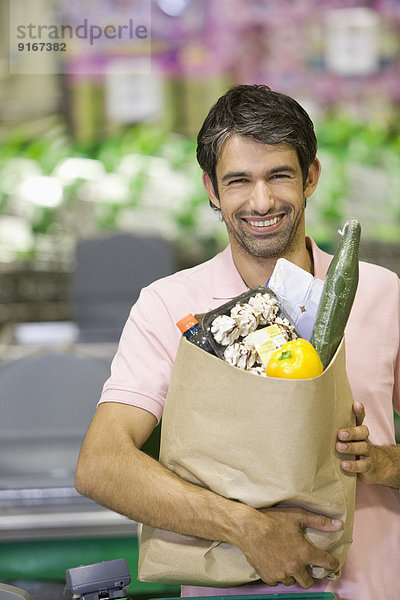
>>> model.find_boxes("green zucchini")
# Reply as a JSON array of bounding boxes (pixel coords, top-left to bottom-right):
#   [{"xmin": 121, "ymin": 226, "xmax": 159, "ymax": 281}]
[{"xmin": 311, "ymin": 219, "xmax": 361, "ymax": 368}]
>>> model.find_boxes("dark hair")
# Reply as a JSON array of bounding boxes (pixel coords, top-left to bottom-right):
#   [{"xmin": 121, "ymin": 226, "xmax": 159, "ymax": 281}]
[{"xmin": 196, "ymin": 84, "xmax": 317, "ymax": 203}]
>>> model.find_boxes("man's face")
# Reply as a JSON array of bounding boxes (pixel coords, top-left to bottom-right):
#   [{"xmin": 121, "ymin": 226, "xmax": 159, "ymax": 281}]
[{"xmin": 204, "ymin": 135, "xmax": 319, "ymax": 260}]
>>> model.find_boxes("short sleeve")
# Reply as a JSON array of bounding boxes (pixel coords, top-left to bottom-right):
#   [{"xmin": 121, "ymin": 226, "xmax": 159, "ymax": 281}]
[{"xmin": 99, "ymin": 285, "xmax": 182, "ymax": 423}]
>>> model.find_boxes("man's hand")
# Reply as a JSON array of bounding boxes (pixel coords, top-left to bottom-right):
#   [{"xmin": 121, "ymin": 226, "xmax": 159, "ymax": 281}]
[
  {"xmin": 336, "ymin": 402, "xmax": 400, "ymax": 488},
  {"xmin": 236, "ymin": 506, "xmax": 342, "ymax": 589}
]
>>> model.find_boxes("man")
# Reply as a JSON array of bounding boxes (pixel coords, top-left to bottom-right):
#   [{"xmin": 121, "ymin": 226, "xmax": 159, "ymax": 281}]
[{"xmin": 75, "ymin": 85, "xmax": 400, "ymax": 598}]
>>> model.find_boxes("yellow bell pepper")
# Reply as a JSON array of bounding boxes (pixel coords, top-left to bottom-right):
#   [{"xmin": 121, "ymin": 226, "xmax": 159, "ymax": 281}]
[{"xmin": 266, "ymin": 338, "xmax": 323, "ymax": 379}]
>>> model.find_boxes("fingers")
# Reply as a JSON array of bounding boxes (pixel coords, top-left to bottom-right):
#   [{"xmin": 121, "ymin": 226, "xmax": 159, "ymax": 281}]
[
  {"xmin": 262, "ymin": 575, "xmax": 297, "ymax": 588},
  {"xmin": 294, "ymin": 568, "xmax": 314, "ymax": 589},
  {"xmin": 262, "ymin": 552, "xmax": 337, "ymax": 589},
  {"xmin": 338, "ymin": 423, "xmax": 369, "ymax": 442},
  {"xmin": 288, "ymin": 550, "xmax": 338, "ymax": 589},
  {"xmin": 340, "ymin": 457, "xmax": 370, "ymax": 473},
  {"xmin": 353, "ymin": 401, "xmax": 365, "ymax": 426},
  {"xmin": 336, "ymin": 403, "xmax": 382, "ymax": 484},
  {"xmin": 337, "ymin": 403, "xmax": 370, "ymax": 471},
  {"xmin": 337, "ymin": 402, "xmax": 367, "ymax": 442},
  {"xmin": 263, "ymin": 579, "xmax": 278, "ymax": 586},
  {"xmin": 298, "ymin": 509, "xmax": 343, "ymax": 532},
  {"xmin": 336, "ymin": 440, "xmax": 370, "ymax": 456},
  {"xmin": 309, "ymin": 547, "xmax": 340, "ymax": 574},
  {"xmin": 252, "ymin": 508, "xmax": 341, "ymax": 590},
  {"xmin": 262, "ymin": 567, "xmax": 313, "ymax": 589}
]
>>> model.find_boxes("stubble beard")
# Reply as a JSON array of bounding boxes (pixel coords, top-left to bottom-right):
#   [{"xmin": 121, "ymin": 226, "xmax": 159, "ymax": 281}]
[{"xmin": 221, "ymin": 201, "xmax": 306, "ymax": 261}]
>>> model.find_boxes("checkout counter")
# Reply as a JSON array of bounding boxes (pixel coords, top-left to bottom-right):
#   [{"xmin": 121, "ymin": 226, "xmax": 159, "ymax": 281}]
[
  {"xmin": 0, "ymin": 232, "xmax": 181, "ymax": 598},
  {"xmin": 0, "ymin": 420, "xmax": 179, "ymax": 600},
  {"xmin": 0, "ymin": 330, "xmax": 179, "ymax": 600}
]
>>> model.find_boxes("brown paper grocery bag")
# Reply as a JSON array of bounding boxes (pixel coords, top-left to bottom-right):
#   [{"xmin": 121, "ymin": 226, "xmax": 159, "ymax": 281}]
[{"xmin": 138, "ymin": 336, "xmax": 356, "ymax": 587}]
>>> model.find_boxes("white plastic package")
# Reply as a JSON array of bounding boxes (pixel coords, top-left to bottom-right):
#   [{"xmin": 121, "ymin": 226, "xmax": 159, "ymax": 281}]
[{"xmin": 267, "ymin": 258, "xmax": 324, "ymax": 341}]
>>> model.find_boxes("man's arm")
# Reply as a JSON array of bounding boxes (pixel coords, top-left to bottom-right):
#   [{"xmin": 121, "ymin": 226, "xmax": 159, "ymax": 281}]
[
  {"xmin": 75, "ymin": 402, "xmax": 342, "ymax": 589},
  {"xmin": 337, "ymin": 402, "xmax": 400, "ymax": 488}
]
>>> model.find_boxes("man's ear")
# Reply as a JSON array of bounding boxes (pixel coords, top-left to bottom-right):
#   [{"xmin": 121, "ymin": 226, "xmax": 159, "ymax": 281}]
[
  {"xmin": 202, "ymin": 172, "xmax": 220, "ymax": 209},
  {"xmin": 304, "ymin": 157, "xmax": 321, "ymax": 199}
]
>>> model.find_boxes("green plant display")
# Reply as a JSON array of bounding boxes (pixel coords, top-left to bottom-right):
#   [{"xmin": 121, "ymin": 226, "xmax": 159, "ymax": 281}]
[{"xmin": 0, "ymin": 115, "xmax": 399, "ymax": 268}]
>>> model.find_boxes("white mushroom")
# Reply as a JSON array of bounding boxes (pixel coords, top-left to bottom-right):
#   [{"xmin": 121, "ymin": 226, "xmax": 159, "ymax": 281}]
[
  {"xmin": 275, "ymin": 316, "xmax": 297, "ymax": 341},
  {"xmin": 211, "ymin": 314, "xmax": 240, "ymax": 345},
  {"xmin": 248, "ymin": 292, "xmax": 279, "ymax": 325},
  {"xmin": 230, "ymin": 303, "xmax": 258, "ymax": 336},
  {"xmin": 224, "ymin": 339, "xmax": 257, "ymax": 370},
  {"xmin": 248, "ymin": 365, "xmax": 267, "ymax": 377}
]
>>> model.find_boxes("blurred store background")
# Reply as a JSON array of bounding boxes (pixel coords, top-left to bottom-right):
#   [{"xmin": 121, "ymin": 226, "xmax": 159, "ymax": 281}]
[{"xmin": 0, "ymin": 0, "xmax": 399, "ymax": 598}]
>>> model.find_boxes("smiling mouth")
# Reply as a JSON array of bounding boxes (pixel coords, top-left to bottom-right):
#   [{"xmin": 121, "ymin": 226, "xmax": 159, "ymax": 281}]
[{"xmin": 244, "ymin": 214, "xmax": 284, "ymax": 228}]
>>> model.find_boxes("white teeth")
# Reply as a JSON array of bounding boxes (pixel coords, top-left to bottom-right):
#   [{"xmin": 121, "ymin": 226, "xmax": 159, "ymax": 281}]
[{"xmin": 248, "ymin": 216, "xmax": 281, "ymax": 227}]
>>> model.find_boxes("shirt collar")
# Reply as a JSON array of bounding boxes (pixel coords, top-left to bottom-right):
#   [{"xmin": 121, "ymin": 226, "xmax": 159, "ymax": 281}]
[
  {"xmin": 307, "ymin": 236, "xmax": 333, "ymax": 280},
  {"xmin": 211, "ymin": 245, "xmax": 248, "ymax": 299},
  {"xmin": 211, "ymin": 237, "xmax": 333, "ymax": 300}
]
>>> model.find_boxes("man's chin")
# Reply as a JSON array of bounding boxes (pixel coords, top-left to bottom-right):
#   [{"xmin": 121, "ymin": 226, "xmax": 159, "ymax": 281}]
[{"xmin": 238, "ymin": 236, "xmax": 293, "ymax": 260}]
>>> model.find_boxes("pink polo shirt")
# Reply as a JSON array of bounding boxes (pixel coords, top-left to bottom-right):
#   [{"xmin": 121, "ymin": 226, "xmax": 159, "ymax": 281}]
[{"xmin": 100, "ymin": 238, "xmax": 400, "ymax": 600}]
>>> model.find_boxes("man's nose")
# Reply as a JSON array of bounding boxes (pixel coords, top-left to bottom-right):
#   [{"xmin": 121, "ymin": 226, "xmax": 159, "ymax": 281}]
[{"xmin": 249, "ymin": 181, "xmax": 276, "ymax": 214}]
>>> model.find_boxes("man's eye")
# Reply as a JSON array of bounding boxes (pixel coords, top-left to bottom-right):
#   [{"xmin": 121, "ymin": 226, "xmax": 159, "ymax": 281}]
[
  {"xmin": 270, "ymin": 173, "xmax": 290, "ymax": 180},
  {"xmin": 229, "ymin": 178, "xmax": 248, "ymax": 185}
]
